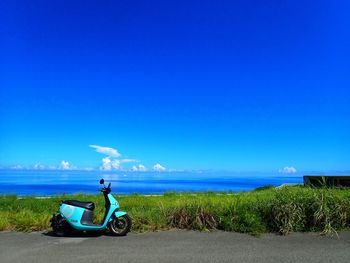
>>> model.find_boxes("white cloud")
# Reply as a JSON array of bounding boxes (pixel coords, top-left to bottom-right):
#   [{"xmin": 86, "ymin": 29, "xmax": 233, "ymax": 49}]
[
  {"xmin": 153, "ymin": 163, "xmax": 166, "ymax": 172},
  {"xmin": 60, "ymin": 160, "xmax": 71, "ymax": 170},
  {"xmin": 10, "ymin": 165, "xmax": 23, "ymax": 170},
  {"xmin": 33, "ymin": 163, "xmax": 45, "ymax": 170},
  {"xmin": 168, "ymin": 168, "xmax": 185, "ymax": 172},
  {"xmin": 279, "ymin": 166, "xmax": 297, "ymax": 174},
  {"xmin": 131, "ymin": 164, "xmax": 147, "ymax": 172},
  {"xmin": 100, "ymin": 157, "xmax": 121, "ymax": 171},
  {"xmin": 138, "ymin": 164, "xmax": 147, "ymax": 172},
  {"xmin": 101, "ymin": 157, "xmax": 112, "ymax": 171},
  {"xmin": 90, "ymin": 144, "xmax": 140, "ymax": 171},
  {"xmin": 111, "ymin": 159, "xmax": 121, "ymax": 170},
  {"xmin": 89, "ymin": 145, "xmax": 121, "ymax": 158}
]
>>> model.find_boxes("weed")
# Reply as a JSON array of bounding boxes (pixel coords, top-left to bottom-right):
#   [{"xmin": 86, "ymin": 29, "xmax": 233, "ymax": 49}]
[{"xmin": 1, "ymin": 186, "xmax": 349, "ymax": 235}]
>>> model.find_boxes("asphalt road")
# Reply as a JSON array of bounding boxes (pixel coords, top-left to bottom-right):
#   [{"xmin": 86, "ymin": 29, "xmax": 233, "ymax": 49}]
[{"xmin": 1, "ymin": 230, "xmax": 350, "ymax": 263}]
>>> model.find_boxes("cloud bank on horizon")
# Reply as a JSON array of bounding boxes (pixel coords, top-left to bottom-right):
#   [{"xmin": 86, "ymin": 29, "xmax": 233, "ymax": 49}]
[
  {"xmin": 279, "ymin": 166, "xmax": 297, "ymax": 174},
  {"xmin": 153, "ymin": 163, "xmax": 166, "ymax": 172},
  {"xmin": 5, "ymin": 145, "xmax": 168, "ymax": 172},
  {"xmin": 4, "ymin": 145, "xmax": 299, "ymax": 173},
  {"xmin": 89, "ymin": 144, "xmax": 166, "ymax": 172},
  {"xmin": 60, "ymin": 160, "xmax": 71, "ymax": 170},
  {"xmin": 132, "ymin": 164, "xmax": 147, "ymax": 172}
]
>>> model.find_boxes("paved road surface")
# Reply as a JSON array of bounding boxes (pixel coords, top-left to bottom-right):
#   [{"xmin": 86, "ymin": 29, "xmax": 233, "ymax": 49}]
[{"xmin": 1, "ymin": 230, "xmax": 349, "ymax": 263}]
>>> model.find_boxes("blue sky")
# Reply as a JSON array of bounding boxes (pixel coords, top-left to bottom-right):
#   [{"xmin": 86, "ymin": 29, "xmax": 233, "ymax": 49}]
[{"xmin": 0, "ymin": 1, "xmax": 349, "ymax": 172}]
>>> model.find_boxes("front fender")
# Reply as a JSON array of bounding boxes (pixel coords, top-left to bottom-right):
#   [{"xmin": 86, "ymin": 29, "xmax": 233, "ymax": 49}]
[
  {"xmin": 114, "ymin": 211, "xmax": 127, "ymax": 218},
  {"xmin": 108, "ymin": 210, "xmax": 128, "ymax": 223}
]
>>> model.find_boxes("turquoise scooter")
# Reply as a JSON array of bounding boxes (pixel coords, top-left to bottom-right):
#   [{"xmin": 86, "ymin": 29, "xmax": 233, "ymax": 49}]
[{"xmin": 51, "ymin": 179, "xmax": 131, "ymax": 236}]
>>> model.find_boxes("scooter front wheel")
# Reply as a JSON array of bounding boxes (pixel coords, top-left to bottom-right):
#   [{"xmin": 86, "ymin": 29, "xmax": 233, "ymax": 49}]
[{"xmin": 109, "ymin": 214, "xmax": 132, "ymax": 236}]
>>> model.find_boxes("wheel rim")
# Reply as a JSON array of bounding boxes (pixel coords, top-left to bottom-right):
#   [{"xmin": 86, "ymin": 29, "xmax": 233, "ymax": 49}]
[
  {"xmin": 54, "ymin": 217, "xmax": 68, "ymax": 236},
  {"xmin": 111, "ymin": 217, "xmax": 128, "ymax": 234}
]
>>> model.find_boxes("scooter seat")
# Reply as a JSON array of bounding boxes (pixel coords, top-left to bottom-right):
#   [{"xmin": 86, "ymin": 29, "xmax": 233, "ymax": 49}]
[{"xmin": 62, "ymin": 200, "xmax": 95, "ymax": 210}]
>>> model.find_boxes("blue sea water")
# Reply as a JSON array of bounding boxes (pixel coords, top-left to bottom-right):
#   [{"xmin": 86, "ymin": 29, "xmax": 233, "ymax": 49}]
[{"xmin": 0, "ymin": 170, "xmax": 304, "ymax": 196}]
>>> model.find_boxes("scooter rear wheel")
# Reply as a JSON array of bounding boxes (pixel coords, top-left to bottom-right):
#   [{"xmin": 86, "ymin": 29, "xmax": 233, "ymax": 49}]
[
  {"xmin": 109, "ymin": 214, "xmax": 132, "ymax": 236},
  {"xmin": 52, "ymin": 215, "xmax": 71, "ymax": 237}
]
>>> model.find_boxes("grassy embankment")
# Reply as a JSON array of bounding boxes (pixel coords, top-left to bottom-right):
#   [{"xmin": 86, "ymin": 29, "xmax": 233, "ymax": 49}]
[{"xmin": 1, "ymin": 186, "xmax": 350, "ymax": 236}]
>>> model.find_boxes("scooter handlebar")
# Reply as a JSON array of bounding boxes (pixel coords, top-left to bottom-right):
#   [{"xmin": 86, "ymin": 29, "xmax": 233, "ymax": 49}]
[{"xmin": 100, "ymin": 182, "xmax": 112, "ymax": 192}]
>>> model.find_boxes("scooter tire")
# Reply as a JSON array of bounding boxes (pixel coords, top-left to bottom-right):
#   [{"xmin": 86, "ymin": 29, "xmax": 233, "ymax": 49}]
[
  {"xmin": 52, "ymin": 214, "xmax": 71, "ymax": 237},
  {"xmin": 109, "ymin": 214, "xmax": 132, "ymax": 236}
]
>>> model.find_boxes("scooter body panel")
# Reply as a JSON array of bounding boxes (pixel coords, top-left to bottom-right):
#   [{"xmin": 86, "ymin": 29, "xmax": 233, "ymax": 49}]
[{"xmin": 60, "ymin": 204, "xmax": 86, "ymax": 226}]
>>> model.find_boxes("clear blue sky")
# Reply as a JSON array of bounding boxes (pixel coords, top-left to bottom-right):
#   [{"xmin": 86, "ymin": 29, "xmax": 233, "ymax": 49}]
[{"xmin": 0, "ymin": 0, "xmax": 349, "ymax": 172}]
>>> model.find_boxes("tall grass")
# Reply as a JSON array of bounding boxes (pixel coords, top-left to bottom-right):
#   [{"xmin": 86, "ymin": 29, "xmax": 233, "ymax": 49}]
[{"xmin": 0, "ymin": 186, "xmax": 349, "ymax": 235}]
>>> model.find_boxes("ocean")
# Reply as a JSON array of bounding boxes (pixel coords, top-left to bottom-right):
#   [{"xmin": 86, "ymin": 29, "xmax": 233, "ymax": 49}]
[{"xmin": 0, "ymin": 170, "xmax": 304, "ymax": 196}]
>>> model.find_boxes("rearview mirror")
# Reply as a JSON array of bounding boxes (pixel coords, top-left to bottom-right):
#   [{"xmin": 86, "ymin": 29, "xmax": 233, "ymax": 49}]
[{"xmin": 99, "ymin": 179, "xmax": 104, "ymax": 185}]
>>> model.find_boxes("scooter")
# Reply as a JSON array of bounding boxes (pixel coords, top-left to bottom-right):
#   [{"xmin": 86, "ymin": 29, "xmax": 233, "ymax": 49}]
[{"xmin": 51, "ymin": 179, "xmax": 131, "ymax": 236}]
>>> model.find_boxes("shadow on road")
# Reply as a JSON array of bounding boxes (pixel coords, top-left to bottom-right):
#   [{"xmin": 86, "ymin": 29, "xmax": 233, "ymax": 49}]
[{"xmin": 42, "ymin": 230, "xmax": 105, "ymax": 238}]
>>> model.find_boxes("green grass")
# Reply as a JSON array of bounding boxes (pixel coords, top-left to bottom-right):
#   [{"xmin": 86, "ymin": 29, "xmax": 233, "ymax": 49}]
[{"xmin": 1, "ymin": 186, "xmax": 350, "ymax": 235}]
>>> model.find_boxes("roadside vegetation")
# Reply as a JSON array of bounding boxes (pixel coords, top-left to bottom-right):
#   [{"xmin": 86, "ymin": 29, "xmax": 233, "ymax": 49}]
[{"xmin": 1, "ymin": 186, "xmax": 350, "ymax": 236}]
